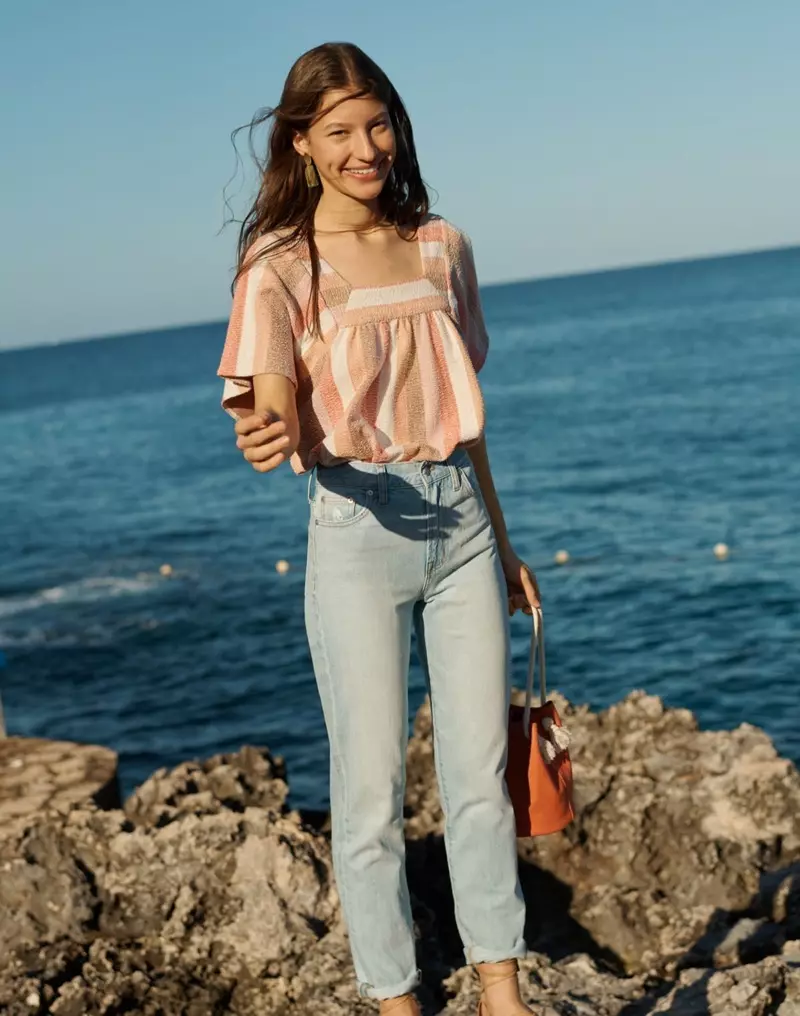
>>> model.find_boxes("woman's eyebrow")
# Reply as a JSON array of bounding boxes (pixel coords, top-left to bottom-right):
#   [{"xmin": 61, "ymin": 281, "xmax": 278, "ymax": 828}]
[{"xmin": 324, "ymin": 114, "xmax": 386, "ymax": 130}]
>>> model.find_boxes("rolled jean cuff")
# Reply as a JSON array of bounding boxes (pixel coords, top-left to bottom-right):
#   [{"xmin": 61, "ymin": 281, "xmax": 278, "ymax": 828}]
[
  {"xmin": 465, "ymin": 939, "xmax": 528, "ymax": 966},
  {"xmin": 359, "ymin": 967, "xmax": 421, "ymax": 1001}
]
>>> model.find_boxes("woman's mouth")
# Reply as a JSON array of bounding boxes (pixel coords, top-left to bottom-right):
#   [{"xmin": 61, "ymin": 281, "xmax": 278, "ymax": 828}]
[{"xmin": 342, "ymin": 159, "xmax": 387, "ymax": 181}]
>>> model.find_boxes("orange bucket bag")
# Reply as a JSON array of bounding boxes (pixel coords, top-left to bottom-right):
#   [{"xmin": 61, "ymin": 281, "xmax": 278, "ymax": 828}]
[{"xmin": 506, "ymin": 607, "xmax": 575, "ymax": 837}]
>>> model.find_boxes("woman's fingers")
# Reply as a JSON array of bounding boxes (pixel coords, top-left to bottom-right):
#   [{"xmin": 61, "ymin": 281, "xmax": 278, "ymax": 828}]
[
  {"xmin": 234, "ymin": 412, "xmax": 272, "ymax": 437},
  {"xmin": 520, "ymin": 567, "xmax": 541, "ymax": 610},
  {"xmin": 243, "ymin": 434, "xmax": 291, "ymax": 464},
  {"xmin": 232, "ymin": 413, "xmax": 291, "ymax": 469},
  {"xmin": 236, "ymin": 419, "xmax": 287, "ymax": 450},
  {"xmin": 252, "ymin": 451, "xmax": 287, "ymax": 474}
]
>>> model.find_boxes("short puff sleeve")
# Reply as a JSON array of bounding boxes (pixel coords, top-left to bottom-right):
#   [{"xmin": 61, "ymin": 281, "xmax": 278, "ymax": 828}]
[
  {"xmin": 216, "ymin": 255, "xmax": 298, "ymax": 420},
  {"xmin": 446, "ymin": 225, "xmax": 490, "ymax": 373}
]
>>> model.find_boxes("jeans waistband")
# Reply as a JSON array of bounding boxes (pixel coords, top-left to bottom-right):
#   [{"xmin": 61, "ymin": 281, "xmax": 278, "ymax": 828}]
[{"xmin": 308, "ymin": 449, "xmax": 472, "ymax": 503}]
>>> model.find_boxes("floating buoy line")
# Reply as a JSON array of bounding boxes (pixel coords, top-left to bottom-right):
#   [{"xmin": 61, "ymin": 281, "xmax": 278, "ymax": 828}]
[
  {"xmin": 147, "ymin": 543, "xmax": 735, "ymax": 585},
  {"xmin": 551, "ymin": 542, "xmax": 733, "ymax": 567}
]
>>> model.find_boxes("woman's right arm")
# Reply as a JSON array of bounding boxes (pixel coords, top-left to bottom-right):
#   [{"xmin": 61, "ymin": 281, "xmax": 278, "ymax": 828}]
[{"xmin": 234, "ymin": 373, "xmax": 300, "ymax": 473}]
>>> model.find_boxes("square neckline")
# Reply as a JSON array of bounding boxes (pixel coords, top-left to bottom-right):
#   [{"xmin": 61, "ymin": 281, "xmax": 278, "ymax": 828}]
[{"xmin": 314, "ymin": 225, "xmax": 430, "ymax": 295}]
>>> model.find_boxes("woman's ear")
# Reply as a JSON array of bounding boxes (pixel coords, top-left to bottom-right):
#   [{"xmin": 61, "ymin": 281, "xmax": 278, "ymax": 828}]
[{"xmin": 292, "ymin": 132, "xmax": 309, "ymax": 157}]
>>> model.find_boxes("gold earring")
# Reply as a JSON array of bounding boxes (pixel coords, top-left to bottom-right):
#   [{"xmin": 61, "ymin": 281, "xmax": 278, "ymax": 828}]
[{"xmin": 304, "ymin": 155, "xmax": 319, "ymax": 188}]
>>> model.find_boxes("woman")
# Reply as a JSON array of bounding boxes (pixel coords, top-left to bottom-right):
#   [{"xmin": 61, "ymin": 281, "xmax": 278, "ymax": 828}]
[{"xmin": 217, "ymin": 42, "xmax": 541, "ymax": 1016}]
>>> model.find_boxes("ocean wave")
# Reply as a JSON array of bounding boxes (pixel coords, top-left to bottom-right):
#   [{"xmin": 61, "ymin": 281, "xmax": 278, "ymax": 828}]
[
  {"xmin": 0, "ymin": 616, "xmax": 164, "ymax": 648},
  {"xmin": 0, "ymin": 574, "xmax": 164, "ymax": 620}
]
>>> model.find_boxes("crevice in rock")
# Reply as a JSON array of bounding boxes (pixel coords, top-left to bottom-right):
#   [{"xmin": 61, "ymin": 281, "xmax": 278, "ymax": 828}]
[
  {"xmin": 764, "ymin": 978, "xmax": 788, "ymax": 1016},
  {"xmin": 212, "ymin": 983, "xmax": 236, "ymax": 1015},
  {"xmin": 37, "ymin": 942, "xmax": 91, "ymax": 1009},
  {"xmin": 303, "ymin": 914, "xmax": 329, "ymax": 939},
  {"xmin": 73, "ymin": 856, "xmax": 102, "ymax": 932}
]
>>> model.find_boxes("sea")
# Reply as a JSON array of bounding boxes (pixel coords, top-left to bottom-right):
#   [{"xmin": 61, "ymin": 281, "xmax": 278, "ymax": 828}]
[{"xmin": 1, "ymin": 247, "xmax": 798, "ymax": 811}]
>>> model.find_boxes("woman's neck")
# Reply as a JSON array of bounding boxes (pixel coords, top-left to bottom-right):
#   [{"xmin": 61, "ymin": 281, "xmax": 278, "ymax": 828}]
[{"xmin": 314, "ymin": 190, "xmax": 383, "ymax": 234}]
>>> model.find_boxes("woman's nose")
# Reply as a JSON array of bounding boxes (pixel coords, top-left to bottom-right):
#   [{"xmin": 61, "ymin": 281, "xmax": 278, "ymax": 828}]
[{"xmin": 353, "ymin": 130, "xmax": 380, "ymax": 162}]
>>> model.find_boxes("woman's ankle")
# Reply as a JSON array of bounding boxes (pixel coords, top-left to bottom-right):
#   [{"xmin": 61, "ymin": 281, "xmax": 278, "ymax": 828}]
[
  {"xmin": 475, "ymin": 958, "xmax": 520, "ymax": 984},
  {"xmin": 475, "ymin": 960, "xmax": 532, "ymax": 1014},
  {"xmin": 378, "ymin": 992, "xmax": 419, "ymax": 1014}
]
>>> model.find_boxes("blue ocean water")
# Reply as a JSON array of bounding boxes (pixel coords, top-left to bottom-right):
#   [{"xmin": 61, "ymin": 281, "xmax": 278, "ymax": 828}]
[{"xmin": 1, "ymin": 247, "xmax": 798, "ymax": 810}]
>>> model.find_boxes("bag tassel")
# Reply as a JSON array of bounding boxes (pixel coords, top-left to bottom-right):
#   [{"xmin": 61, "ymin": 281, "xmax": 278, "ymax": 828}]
[
  {"xmin": 543, "ymin": 715, "xmax": 572, "ymax": 753},
  {"xmin": 538, "ymin": 716, "xmax": 572, "ymax": 763},
  {"xmin": 538, "ymin": 734, "xmax": 558, "ymax": 763}
]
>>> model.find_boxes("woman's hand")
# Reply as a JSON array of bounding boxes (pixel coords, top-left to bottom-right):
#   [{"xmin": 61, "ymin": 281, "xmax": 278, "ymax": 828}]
[
  {"xmin": 499, "ymin": 546, "xmax": 541, "ymax": 616},
  {"xmin": 234, "ymin": 412, "xmax": 296, "ymax": 473}
]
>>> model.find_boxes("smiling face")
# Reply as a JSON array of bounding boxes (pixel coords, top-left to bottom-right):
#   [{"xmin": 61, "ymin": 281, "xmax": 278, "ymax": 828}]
[{"xmin": 293, "ymin": 89, "xmax": 396, "ymax": 203}]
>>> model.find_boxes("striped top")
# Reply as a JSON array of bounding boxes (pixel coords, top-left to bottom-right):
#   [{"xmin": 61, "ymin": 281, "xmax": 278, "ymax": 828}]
[{"xmin": 217, "ymin": 215, "xmax": 489, "ymax": 475}]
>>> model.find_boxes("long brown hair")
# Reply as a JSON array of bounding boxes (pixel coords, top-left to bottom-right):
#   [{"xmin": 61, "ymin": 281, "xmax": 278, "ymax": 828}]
[{"xmin": 231, "ymin": 42, "xmax": 430, "ymax": 334}]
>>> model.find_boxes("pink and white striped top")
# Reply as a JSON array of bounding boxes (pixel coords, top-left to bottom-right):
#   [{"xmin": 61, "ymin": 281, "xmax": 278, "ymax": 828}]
[{"xmin": 217, "ymin": 215, "xmax": 489, "ymax": 474}]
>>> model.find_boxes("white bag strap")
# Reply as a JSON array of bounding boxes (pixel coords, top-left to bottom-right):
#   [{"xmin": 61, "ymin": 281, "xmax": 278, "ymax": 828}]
[{"xmin": 523, "ymin": 606, "xmax": 546, "ymax": 738}]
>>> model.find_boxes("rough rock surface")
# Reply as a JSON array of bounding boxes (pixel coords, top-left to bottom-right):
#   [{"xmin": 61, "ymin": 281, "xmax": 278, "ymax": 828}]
[
  {"xmin": 0, "ymin": 747, "xmax": 340, "ymax": 1016},
  {"xmin": 407, "ymin": 689, "xmax": 800, "ymax": 978},
  {"xmin": 124, "ymin": 744, "xmax": 289, "ymax": 827},
  {"xmin": 438, "ymin": 946, "xmax": 800, "ymax": 1015},
  {"xmin": 0, "ymin": 736, "xmax": 120, "ymax": 842},
  {"xmin": 1, "ymin": 695, "xmax": 799, "ymax": 1014}
]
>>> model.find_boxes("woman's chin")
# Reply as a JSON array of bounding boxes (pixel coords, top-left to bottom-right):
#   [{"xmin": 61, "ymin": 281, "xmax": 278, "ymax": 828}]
[{"xmin": 337, "ymin": 175, "xmax": 388, "ymax": 201}]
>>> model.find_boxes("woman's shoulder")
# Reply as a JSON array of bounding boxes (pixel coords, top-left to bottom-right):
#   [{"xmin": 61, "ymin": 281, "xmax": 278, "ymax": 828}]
[
  {"xmin": 243, "ymin": 230, "xmax": 307, "ymax": 273},
  {"xmin": 420, "ymin": 215, "xmax": 475, "ymax": 260},
  {"xmin": 418, "ymin": 212, "xmax": 469, "ymax": 237},
  {"xmin": 240, "ymin": 231, "xmax": 309, "ymax": 300}
]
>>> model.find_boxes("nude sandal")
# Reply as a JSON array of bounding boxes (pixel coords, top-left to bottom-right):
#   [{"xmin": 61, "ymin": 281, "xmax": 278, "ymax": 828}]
[
  {"xmin": 378, "ymin": 993, "xmax": 420, "ymax": 1015},
  {"xmin": 475, "ymin": 959, "xmax": 533, "ymax": 1015}
]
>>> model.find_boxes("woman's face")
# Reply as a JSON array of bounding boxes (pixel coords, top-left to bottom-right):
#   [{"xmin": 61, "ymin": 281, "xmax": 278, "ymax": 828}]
[{"xmin": 294, "ymin": 90, "xmax": 396, "ymax": 202}]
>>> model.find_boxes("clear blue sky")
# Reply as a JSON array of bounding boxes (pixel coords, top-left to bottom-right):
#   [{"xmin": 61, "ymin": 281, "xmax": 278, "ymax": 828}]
[{"xmin": 2, "ymin": 1, "xmax": 798, "ymax": 349}]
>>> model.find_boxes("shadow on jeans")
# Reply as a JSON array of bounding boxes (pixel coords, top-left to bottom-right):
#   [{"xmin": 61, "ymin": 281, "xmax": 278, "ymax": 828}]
[{"xmin": 313, "ymin": 468, "xmax": 474, "ymax": 543}]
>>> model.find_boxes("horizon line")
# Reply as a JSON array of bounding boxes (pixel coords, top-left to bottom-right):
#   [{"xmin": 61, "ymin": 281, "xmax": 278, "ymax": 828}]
[{"xmin": 1, "ymin": 239, "xmax": 797, "ymax": 355}]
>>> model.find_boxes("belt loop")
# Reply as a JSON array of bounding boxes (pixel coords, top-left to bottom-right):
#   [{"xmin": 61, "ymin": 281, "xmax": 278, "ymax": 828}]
[
  {"xmin": 307, "ymin": 467, "xmax": 317, "ymax": 504},
  {"xmin": 449, "ymin": 463, "xmax": 461, "ymax": 491},
  {"xmin": 377, "ymin": 466, "xmax": 389, "ymax": 505}
]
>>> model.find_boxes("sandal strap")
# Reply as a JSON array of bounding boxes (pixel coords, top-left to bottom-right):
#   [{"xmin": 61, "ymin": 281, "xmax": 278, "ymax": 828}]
[
  {"xmin": 379, "ymin": 994, "xmax": 418, "ymax": 1014},
  {"xmin": 476, "ymin": 960, "xmax": 535, "ymax": 1014},
  {"xmin": 476, "ymin": 959, "xmax": 520, "ymax": 990}
]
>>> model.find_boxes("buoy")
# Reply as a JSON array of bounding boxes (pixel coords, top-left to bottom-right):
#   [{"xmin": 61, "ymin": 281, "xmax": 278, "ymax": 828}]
[
  {"xmin": 159, "ymin": 563, "xmax": 173, "ymax": 577},
  {"xmin": 713, "ymin": 543, "xmax": 729, "ymax": 560},
  {"xmin": 554, "ymin": 549, "xmax": 570, "ymax": 565},
  {"xmin": 275, "ymin": 559, "xmax": 290, "ymax": 574}
]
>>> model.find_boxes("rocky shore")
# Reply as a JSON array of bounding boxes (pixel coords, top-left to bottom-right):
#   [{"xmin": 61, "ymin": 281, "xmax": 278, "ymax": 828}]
[{"xmin": 2, "ymin": 690, "xmax": 799, "ymax": 1015}]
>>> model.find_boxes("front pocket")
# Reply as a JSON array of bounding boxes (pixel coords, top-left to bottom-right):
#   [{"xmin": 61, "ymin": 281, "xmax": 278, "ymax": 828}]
[
  {"xmin": 457, "ymin": 466, "xmax": 479, "ymax": 498},
  {"xmin": 313, "ymin": 490, "xmax": 371, "ymax": 527}
]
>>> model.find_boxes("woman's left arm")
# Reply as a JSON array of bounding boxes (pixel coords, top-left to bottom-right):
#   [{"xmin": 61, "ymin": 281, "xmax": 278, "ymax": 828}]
[{"xmin": 467, "ymin": 435, "xmax": 541, "ymax": 615}]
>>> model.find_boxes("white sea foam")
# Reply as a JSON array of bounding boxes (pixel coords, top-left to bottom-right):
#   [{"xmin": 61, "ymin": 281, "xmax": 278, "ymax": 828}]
[{"xmin": 0, "ymin": 574, "xmax": 162, "ymax": 620}]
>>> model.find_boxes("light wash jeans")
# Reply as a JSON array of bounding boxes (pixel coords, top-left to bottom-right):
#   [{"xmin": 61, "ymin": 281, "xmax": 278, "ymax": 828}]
[{"xmin": 304, "ymin": 450, "xmax": 527, "ymax": 1000}]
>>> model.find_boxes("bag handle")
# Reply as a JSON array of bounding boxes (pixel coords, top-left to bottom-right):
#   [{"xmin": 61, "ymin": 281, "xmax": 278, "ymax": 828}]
[{"xmin": 523, "ymin": 606, "xmax": 547, "ymax": 738}]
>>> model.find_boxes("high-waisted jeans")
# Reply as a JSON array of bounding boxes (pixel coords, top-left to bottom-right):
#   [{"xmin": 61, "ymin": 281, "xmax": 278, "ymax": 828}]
[{"xmin": 304, "ymin": 450, "xmax": 527, "ymax": 999}]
